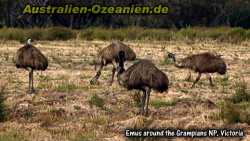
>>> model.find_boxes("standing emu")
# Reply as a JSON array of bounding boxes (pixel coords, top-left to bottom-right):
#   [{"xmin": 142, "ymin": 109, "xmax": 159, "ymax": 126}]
[
  {"xmin": 117, "ymin": 51, "xmax": 169, "ymax": 116},
  {"xmin": 15, "ymin": 39, "xmax": 48, "ymax": 94},
  {"xmin": 90, "ymin": 41, "xmax": 136, "ymax": 85},
  {"xmin": 168, "ymin": 52, "xmax": 227, "ymax": 88}
]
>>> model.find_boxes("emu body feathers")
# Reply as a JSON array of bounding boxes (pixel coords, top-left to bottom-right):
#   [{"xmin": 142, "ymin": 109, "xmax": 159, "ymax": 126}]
[
  {"xmin": 117, "ymin": 51, "xmax": 169, "ymax": 115},
  {"xmin": 90, "ymin": 41, "xmax": 136, "ymax": 85},
  {"xmin": 15, "ymin": 42, "xmax": 48, "ymax": 94},
  {"xmin": 168, "ymin": 52, "xmax": 227, "ymax": 87},
  {"xmin": 15, "ymin": 44, "xmax": 48, "ymax": 70}
]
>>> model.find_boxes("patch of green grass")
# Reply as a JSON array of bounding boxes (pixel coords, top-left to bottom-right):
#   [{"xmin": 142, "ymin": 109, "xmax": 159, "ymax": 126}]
[
  {"xmin": 218, "ymin": 80, "xmax": 250, "ymax": 124},
  {"xmin": 0, "ymin": 27, "xmax": 76, "ymax": 41},
  {"xmin": 89, "ymin": 115, "xmax": 108, "ymax": 126},
  {"xmin": 151, "ymin": 99, "xmax": 176, "ymax": 108},
  {"xmin": 179, "ymin": 88, "xmax": 189, "ymax": 94},
  {"xmin": 0, "ymin": 130, "xmax": 26, "ymax": 141},
  {"xmin": 23, "ymin": 109, "xmax": 34, "ymax": 121},
  {"xmin": 88, "ymin": 94, "xmax": 105, "ymax": 108},
  {"xmin": 219, "ymin": 75, "xmax": 229, "ymax": 93},
  {"xmin": 132, "ymin": 92, "xmax": 141, "ymax": 107},
  {"xmin": 227, "ymin": 27, "xmax": 247, "ymax": 43},
  {"xmin": 1, "ymin": 27, "xmax": 250, "ymax": 43},
  {"xmin": 0, "ymin": 28, "xmax": 26, "ymax": 42},
  {"xmin": 43, "ymin": 27, "xmax": 76, "ymax": 40},
  {"xmin": 230, "ymin": 80, "xmax": 250, "ymax": 103},
  {"xmin": 38, "ymin": 75, "xmax": 51, "ymax": 81},
  {"xmin": 245, "ymin": 59, "xmax": 250, "ymax": 64},
  {"xmin": 55, "ymin": 81, "xmax": 79, "ymax": 93},
  {"xmin": 161, "ymin": 54, "xmax": 173, "ymax": 65}
]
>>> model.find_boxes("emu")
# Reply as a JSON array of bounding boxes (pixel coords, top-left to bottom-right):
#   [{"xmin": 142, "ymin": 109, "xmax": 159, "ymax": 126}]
[
  {"xmin": 117, "ymin": 51, "xmax": 169, "ymax": 116},
  {"xmin": 168, "ymin": 52, "xmax": 227, "ymax": 88},
  {"xmin": 15, "ymin": 39, "xmax": 48, "ymax": 94},
  {"xmin": 90, "ymin": 41, "xmax": 136, "ymax": 85}
]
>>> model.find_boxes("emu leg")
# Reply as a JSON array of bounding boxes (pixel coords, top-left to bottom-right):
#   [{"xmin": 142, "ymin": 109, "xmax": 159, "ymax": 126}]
[
  {"xmin": 206, "ymin": 74, "xmax": 214, "ymax": 87},
  {"xmin": 108, "ymin": 62, "xmax": 116, "ymax": 86},
  {"xmin": 145, "ymin": 88, "xmax": 151, "ymax": 116},
  {"xmin": 90, "ymin": 65, "xmax": 103, "ymax": 85},
  {"xmin": 31, "ymin": 69, "xmax": 35, "ymax": 93},
  {"xmin": 185, "ymin": 70, "xmax": 192, "ymax": 81},
  {"xmin": 191, "ymin": 73, "xmax": 201, "ymax": 88},
  {"xmin": 140, "ymin": 90, "xmax": 147, "ymax": 115},
  {"xmin": 28, "ymin": 69, "xmax": 32, "ymax": 94}
]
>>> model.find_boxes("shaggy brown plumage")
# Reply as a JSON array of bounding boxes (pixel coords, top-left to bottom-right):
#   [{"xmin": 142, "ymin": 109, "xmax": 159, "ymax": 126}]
[
  {"xmin": 15, "ymin": 41, "xmax": 48, "ymax": 94},
  {"xmin": 15, "ymin": 44, "xmax": 48, "ymax": 70},
  {"xmin": 168, "ymin": 52, "xmax": 227, "ymax": 88},
  {"xmin": 90, "ymin": 41, "xmax": 136, "ymax": 85},
  {"xmin": 117, "ymin": 51, "xmax": 169, "ymax": 116}
]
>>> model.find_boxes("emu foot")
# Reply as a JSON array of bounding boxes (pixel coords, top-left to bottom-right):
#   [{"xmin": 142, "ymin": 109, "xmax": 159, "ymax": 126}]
[
  {"xmin": 138, "ymin": 109, "xmax": 145, "ymax": 116},
  {"xmin": 191, "ymin": 84, "xmax": 196, "ymax": 88},
  {"xmin": 144, "ymin": 110, "xmax": 149, "ymax": 117},
  {"xmin": 138, "ymin": 109, "xmax": 149, "ymax": 116},
  {"xmin": 185, "ymin": 77, "xmax": 192, "ymax": 82},
  {"xmin": 210, "ymin": 83, "xmax": 215, "ymax": 87},
  {"xmin": 27, "ymin": 89, "xmax": 35, "ymax": 94}
]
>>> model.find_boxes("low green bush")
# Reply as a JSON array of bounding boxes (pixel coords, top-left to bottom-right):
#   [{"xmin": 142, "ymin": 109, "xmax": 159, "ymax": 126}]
[
  {"xmin": 151, "ymin": 99, "xmax": 176, "ymax": 108},
  {"xmin": 88, "ymin": 94, "xmax": 105, "ymax": 108},
  {"xmin": 44, "ymin": 27, "xmax": 76, "ymax": 40},
  {"xmin": 1, "ymin": 26, "xmax": 250, "ymax": 42},
  {"xmin": 219, "ymin": 80, "xmax": 250, "ymax": 124}
]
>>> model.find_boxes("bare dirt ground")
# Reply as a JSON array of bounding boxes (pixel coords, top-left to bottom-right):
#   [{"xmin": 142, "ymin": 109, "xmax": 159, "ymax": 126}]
[{"xmin": 0, "ymin": 40, "xmax": 249, "ymax": 141}]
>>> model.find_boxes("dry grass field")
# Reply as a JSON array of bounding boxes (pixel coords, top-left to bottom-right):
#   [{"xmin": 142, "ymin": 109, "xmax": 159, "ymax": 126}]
[{"xmin": 0, "ymin": 40, "xmax": 249, "ymax": 141}]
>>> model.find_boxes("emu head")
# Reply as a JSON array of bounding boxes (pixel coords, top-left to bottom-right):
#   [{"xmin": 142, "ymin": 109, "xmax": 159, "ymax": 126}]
[
  {"xmin": 167, "ymin": 52, "xmax": 176, "ymax": 62},
  {"xmin": 27, "ymin": 38, "xmax": 33, "ymax": 45},
  {"xmin": 167, "ymin": 52, "xmax": 187, "ymax": 68}
]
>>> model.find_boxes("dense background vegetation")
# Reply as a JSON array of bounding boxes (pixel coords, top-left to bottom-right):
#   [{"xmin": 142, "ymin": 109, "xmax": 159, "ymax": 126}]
[
  {"xmin": 0, "ymin": 0, "xmax": 250, "ymax": 29},
  {"xmin": 1, "ymin": 26, "xmax": 250, "ymax": 43}
]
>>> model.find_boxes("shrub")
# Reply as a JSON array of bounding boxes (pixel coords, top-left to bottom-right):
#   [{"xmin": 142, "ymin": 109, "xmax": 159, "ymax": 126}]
[
  {"xmin": 219, "ymin": 80, "xmax": 250, "ymax": 124},
  {"xmin": 55, "ymin": 81, "xmax": 79, "ymax": 93},
  {"xmin": 227, "ymin": 27, "xmax": 247, "ymax": 43},
  {"xmin": 0, "ymin": 26, "xmax": 250, "ymax": 42},
  {"xmin": 0, "ymin": 28, "xmax": 25, "ymax": 42},
  {"xmin": 79, "ymin": 28, "xmax": 94, "ymax": 40},
  {"xmin": 220, "ymin": 75, "xmax": 229, "ymax": 93},
  {"xmin": 230, "ymin": 79, "xmax": 250, "ymax": 103},
  {"xmin": 26, "ymin": 28, "xmax": 43, "ymax": 40},
  {"xmin": 219, "ymin": 101, "xmax": 241, "ymax": 123},
  {"xmin": 44, "ymin": 27, "xmax": 76, "ymax": 40},
  {"xmin": 177, "ymin": 27, "xmax": 199, "ymax": 40},
  {"xmin": 88, "ymin": 94, "xmax": 105, "ymax": 108},
  {"xmin": 0, "ymin": 130, "xmax": 26, "ymax": 141},
  {"xmin": 161, "ymin": 54, "xmax": 173, "ymax": 65}
]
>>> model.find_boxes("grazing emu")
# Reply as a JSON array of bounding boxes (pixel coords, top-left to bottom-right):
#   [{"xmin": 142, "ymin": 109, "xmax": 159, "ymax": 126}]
[
  {"xmin": 168, "ymin": 52, "xmax": 227, "ymax": 88},
  {"xmin": 15, "ymin": 39, "xmax": 48, "ymax": 94},
  {"xmin": 117, "ymin": 51, "xmax": 169, "ymax": 116},
  {"xmin": 90, "ymin": 41, "xmax": 136, "ymax": 85}
]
